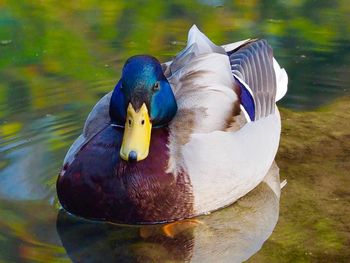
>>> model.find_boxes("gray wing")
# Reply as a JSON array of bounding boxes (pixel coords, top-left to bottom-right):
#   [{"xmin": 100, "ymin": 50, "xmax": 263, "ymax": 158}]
[
  {"xmin": 83, "ymin": 92, "xmax": 112, "ymax": 137},
  {"xmin": 164, "ymin": 43, "xmax": 200, "ymax": 79},
  {"xmin": 229, "ymin": 40, "xmax": 276, "ymax": 120},
  {"xmin": 63, "ymin": 92, "xmax": 112, "ymax": 165}
]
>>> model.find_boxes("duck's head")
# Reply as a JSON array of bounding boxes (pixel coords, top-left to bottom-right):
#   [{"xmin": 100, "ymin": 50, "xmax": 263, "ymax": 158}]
[{"xmin": 110, "ymin": 55, "xmax": 177, "ymax": 162}]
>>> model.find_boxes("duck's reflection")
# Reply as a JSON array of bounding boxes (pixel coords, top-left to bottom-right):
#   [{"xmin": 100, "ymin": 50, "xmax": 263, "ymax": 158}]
[{"xmin": 57, "ymin": 163, "xmax": 281, "ymax": 262}]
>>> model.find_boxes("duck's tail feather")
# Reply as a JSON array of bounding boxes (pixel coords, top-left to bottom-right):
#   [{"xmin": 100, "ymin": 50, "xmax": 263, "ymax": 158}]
[
  {"xmin": 165, "ymin": 25, "xmax": 226, "ymax": 79},
  {"xmin": 273, "ymin": 58, "xmax": 288, "ymax": 101},
  {"xmin": 228, "ymin": 40, "xmax": 288, "ymax": 122},
  {"xmin": 186, "ymin": 25, "xmax": 225, "ymax": 55},
  {"xmin": 280, "ymin": 179, "xmax": 287, "ymax": 189}
]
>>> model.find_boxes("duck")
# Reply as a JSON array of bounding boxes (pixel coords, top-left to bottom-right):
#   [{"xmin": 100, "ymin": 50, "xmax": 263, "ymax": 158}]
[{"xmin": 56, "ymin": 25, "xmax": 288, "ymax": 224}]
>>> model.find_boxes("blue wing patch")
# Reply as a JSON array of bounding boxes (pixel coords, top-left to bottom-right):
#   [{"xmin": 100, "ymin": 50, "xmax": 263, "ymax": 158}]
[{"xmin": 235, "ymin": 76, "xmax": 255, "ymax": 121}]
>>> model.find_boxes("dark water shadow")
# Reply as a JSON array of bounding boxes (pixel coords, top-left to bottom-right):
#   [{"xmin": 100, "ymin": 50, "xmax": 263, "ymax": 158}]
[{"xmin": 57, "ymin": 163, "xmax": 281, "ymax": 262}]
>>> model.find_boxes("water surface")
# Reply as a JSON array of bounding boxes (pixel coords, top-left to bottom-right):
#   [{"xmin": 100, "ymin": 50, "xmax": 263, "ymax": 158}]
[{"xmin": 1, "ymin": 1, "xmax": 350, "ymax": 262}]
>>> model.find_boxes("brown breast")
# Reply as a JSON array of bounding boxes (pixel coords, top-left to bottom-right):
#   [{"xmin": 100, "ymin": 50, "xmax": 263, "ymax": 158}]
[{"xmin": 57, "ymin": 125, "xmax": 194, "ymax": 224}]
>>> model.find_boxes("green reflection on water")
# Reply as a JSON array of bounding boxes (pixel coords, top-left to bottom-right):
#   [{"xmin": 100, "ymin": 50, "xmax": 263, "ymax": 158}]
[{"xmin": 0, "ymin": 0, "xmax": 350, "ymax": 262}]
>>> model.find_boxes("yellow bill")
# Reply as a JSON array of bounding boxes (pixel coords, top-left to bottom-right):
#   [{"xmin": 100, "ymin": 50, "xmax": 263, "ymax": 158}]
[{"xmin": 120, "ymin": 103, "xmax": 152, "ymax": 162}]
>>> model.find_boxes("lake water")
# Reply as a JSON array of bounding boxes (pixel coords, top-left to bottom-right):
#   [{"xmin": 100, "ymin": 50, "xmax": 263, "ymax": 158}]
[{"xmin": 1, "ymin": 1, "xmax": 350, "ymax": 262}]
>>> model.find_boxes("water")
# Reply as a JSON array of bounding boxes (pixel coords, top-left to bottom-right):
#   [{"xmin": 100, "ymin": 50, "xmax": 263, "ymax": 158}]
[{"xmin": 1, "ymin": 1, "xmax": 350, "ymax": 262}]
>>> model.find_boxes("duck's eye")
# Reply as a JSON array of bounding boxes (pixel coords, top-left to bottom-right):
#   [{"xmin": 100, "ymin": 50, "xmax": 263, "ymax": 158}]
[
  {"xmin": 141, "ymin": 120, "xmax": 145, "ymax": 125},
  {"xmin": 152, "ymin": 82, "xmax": 160, "ymax": 92},
  {"xmin": 128, "ymin": 119, "xmax": 132, "ymax": 126}
]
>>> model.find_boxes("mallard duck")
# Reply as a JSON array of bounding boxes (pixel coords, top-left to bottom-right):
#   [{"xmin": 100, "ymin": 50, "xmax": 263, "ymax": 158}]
[{"xmin": 56, "ymin": 25, "xmax": 288, "ymax": 224}]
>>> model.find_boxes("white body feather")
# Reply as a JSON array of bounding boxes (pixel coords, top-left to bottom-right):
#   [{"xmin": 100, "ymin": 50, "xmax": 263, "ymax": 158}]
[
  {"xmin": 184, "ymin": 109, "xmax": 280, "ymax": 213},
  {"xmin": 169, "ymin": 52, "xmax": 237, "ymax": 133}
]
